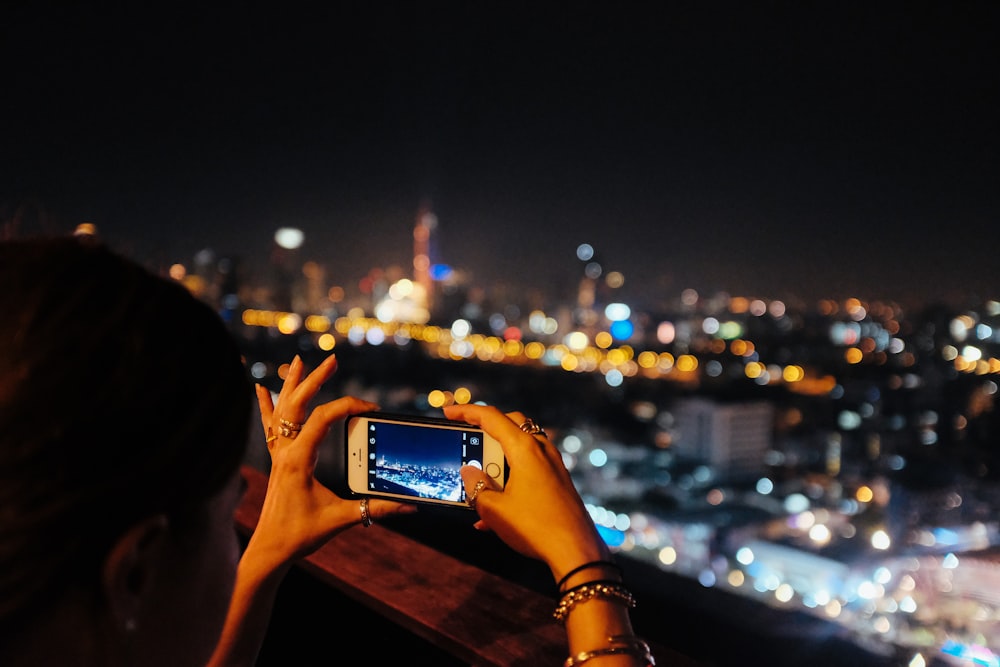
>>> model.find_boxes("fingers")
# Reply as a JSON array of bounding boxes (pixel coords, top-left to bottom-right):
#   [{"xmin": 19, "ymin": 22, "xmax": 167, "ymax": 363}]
[
  {"xmin": 459, "ymin": 467, "xmax": 494, "ymax": 530},
  {"xmin": 307, "ymin": 396, "xmax": 379, "ymax": 435},
  {"xmin": 444, "ymin": 404, "xmax": 555, "ymax": 469},
  {"xmin": 272, "ymin": 355, "xmax": 305, "ymax": 422},
  {"xmin": 275, "ymin": 354, "xmax": 338, "ymax": 425},
  {"xmin": 460, "ymin": 466, "xmax": 499, "ymax": 500},
  {"xmin": 445, "ymin": 404, "xmax": 522, "ymax": 441},
  {"xmin": 263, "ymin": 354, "xmax": 343, "ymax": 441},
  {"xmin": 365, "ymin": 497, "xmax": 418, "ymax": 524},
  {"xmin": 256, "ymin": 383, "xmax": 275, "ymax": 425}
]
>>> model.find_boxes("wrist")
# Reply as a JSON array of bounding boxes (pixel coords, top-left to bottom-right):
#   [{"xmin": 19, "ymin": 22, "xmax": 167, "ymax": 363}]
[
  {"xmin": 242, "ymin": 533, "xmax": 296, "ymax": 580},
  {"xmin": 549, "ymin": 545, "xmax": 613, "ymax": 585}
]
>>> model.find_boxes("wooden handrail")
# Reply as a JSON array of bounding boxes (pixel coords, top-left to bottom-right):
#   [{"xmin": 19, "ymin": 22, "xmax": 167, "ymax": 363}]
[{"xmin": 236, "ymin": 464, "xmax": 701, "ymax": 666}]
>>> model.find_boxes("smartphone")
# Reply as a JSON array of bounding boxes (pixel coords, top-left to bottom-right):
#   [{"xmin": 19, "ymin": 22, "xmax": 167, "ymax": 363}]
[{"xmin": 345, "ymin": 411, "xmax": 507, "ymax": 509}]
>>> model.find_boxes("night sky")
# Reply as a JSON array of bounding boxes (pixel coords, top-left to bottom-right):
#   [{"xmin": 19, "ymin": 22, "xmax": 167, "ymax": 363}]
[{"xmin": 2, "ymin": 3, "xmax": 998, "ymax": 308}]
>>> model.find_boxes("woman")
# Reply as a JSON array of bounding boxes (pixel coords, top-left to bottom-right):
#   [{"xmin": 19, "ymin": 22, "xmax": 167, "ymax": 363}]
[{"xmin": 0, "ymin": 236, "xmax": 652, "ymax": 666}]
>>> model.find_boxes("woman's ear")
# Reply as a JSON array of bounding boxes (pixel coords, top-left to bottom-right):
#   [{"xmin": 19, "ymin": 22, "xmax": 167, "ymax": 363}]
[{"xmin": 101, "ymin": 514, "xmax": 170, "ymax": 633}]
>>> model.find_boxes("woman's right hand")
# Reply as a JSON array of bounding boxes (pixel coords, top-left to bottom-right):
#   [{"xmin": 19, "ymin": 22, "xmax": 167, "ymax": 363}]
[{"xmin": 442, "ymin": 404, "xmax": 611, "ymax": 585}]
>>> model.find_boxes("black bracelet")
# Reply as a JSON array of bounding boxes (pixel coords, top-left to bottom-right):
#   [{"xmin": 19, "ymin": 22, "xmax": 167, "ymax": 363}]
[{"xmin": 556, "ymin": 560, "xmax": 622, "ymax": 591}]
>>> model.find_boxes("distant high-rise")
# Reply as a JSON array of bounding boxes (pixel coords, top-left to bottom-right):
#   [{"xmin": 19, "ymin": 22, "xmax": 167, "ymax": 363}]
[
  {"xmin": 413, "ymin": 203, "xmax": 437, "ymax": 312},
  {"xmin": 672, "ymin": 398, "xmax": 775, "ymax": 479}
]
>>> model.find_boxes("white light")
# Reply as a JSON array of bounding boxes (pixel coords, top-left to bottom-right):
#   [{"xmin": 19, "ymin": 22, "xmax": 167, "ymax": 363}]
[
  {"xmin": 871, "ymin": 529, "xmax": 891, "ymax": 550},
  {"xmin": 784, "ymin": 493, "xmax": 810, "ymax": 513},
  {"xmin": 365, "ymin": 327, "xmax": 385, "ymax": 345},
  {"xmin": 388, "ymin": 279, "xmax": 414, "ymax": 300},
  {"xmin": 809, "ymin": 524, "xmax": 832, "ymax": 545},
  {"xmin": 564, "ymin": 331, "xmax": 589, "ymax": 352},
  {"xmin": 857, "ymin": 580, "xmax": 883, "ymax": 599},
  {"xmin": 604, "ymin": 303, "xmax": 631, "ymax": 321},
  {"xmin": 961, "ymin": 345, "xmax": 982, "ymax": 361},
  {"xmin": 775, "ymin": 583, "xmax": 794, "ymax": 602},
  {"xmin": 588, "ymin": 448, "xmax": 609, "ymax": 467},
  {"xmin": 562, "ymin": 435, "xmax": 582, "ymax": 453},
  {"xmin": 658, "ymin": 547, "xmax": 677, "ymax": 565},
  {"xmin": 274, "ymin": 227, "xmax": 304, "ymax": 249},
  {"xmin": 451, "ymin": 319, "xmax": 472, "ymax": 339}
]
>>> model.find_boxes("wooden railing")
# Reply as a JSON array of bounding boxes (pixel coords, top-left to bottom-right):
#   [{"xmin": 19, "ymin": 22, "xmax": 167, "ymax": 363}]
[{"xmin": 236, "ymin": 464, "xmax": 703, "ymax": 666}]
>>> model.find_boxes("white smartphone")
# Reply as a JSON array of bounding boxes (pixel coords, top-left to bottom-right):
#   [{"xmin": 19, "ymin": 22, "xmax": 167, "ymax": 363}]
[{"xmin": 344, "ymin": 411, "xmax": 508, "ymax": 509}]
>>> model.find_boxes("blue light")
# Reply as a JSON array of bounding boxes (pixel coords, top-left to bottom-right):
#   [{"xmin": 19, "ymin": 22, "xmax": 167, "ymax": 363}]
[
  {"xmin": 596, "ymin": 524, "xmax": 625, "ymax": 547},
  {"xmin": 430, "ymin": 263, "xmax": 453, "ymax": 281},
  {"xmin": 933, "ymin": 527, "xmax": 959, "ymax": 546},
  {"xmin": 610, "ymin": 320, "xmax": 633, "ymax": 340}
]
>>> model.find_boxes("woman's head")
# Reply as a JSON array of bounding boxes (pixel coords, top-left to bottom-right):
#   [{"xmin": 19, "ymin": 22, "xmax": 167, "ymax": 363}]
[{"xmin": 0, "ymin": 236, "xmax": 253, "ymax": 660}]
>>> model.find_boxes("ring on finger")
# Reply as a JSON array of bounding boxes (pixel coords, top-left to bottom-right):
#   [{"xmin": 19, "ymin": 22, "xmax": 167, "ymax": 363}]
[
  {"xmin": 467, "ymin": 479, "xmax": 487, "ymax": 510},
  {"xmin": 360, "ymin": 497, "xmax": 373, "ymax": 527},
  {"xmin": 518, "ymin": 418, "xmax": 548, "ymax": 439},
  {"xmin": 265, "ymin": 426, "xmax": 278, "ymax": 445},
  {"xmin": 279, "ymin": 418, "xmax": 303, "ymax": 438}
]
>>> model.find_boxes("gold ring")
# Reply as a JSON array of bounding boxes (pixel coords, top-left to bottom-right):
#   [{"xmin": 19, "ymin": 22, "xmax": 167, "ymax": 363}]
[
  {"xmin": 467, "ymin": 479, "xmax": 487, "ymax": 510},
  {"xmin": 280, "ymin": 418, "xmax": 303, "ymax": 431},
  {"xmin": 360, "ymin": 497, "xmax": 373, "ymax": 527},
  {"xmin": 518, "ymin": 419, "xmax": 547, "ymax": 438}
]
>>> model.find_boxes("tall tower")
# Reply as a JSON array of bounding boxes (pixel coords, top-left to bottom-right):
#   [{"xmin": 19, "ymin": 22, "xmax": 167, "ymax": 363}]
[{"xmin": 413, "ymin": 202, "xmax": 437, "ymax": 311}]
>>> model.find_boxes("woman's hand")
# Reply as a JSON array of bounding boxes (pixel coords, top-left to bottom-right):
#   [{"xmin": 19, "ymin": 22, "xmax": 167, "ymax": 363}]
[
  {"xmin": 250, "ymin": 354, "xmax": 415, "ymax": 570},
  {"xmin": 443, "ymin": 404, "xmax": 610, "ymax": 584}
]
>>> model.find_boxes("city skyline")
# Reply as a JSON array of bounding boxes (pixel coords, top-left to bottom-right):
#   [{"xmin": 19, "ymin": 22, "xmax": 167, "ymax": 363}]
[{"xmin": 2, "ymin": 3, "xmax": 998, "ymax": 307}]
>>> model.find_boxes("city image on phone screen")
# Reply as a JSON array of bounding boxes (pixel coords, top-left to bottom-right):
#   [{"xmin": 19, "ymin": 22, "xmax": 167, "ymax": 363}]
[{"xmin": 366, "ymin": 420, "xmax": 485, "ymax": 502}]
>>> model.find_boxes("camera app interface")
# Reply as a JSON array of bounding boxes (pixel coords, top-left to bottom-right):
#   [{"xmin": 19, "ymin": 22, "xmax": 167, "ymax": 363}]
[{"xmin": 367, "ymin": 421, "xmax": 485, "ymax": 502}]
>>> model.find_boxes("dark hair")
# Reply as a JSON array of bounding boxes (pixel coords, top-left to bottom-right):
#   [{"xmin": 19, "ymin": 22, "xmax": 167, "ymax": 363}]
[{"xmin": 0, "ymin": 236, "xmax": 253, "ymax": 626}]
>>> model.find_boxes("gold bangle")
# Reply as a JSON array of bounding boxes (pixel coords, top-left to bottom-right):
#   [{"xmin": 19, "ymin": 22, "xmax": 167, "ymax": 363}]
[
  {"xmin": 552, "ymin": 581, "xmax": 635, "ymax": 622},
  {"xmin": 564, "ymin": 635, "xmax": 655, "ymax": 666}
]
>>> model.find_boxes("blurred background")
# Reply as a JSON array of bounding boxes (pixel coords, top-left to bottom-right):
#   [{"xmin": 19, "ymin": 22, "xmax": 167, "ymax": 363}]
[{"xmin": 3, "ymin": 3, "xmax": 999, "ymax": 666}]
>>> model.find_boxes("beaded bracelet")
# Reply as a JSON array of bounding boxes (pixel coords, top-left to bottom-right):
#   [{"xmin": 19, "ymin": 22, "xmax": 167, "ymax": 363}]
[
  {"xmin": 556, "ymin": 559, "xmax": 623, "ymax": 592},
  {"xmin": 552, "ymin": 580, "xmax": 636, "ymax": 622},
  {"xmin": 564, "ymin": 635, "xmax": 656, "ymax": 666}
]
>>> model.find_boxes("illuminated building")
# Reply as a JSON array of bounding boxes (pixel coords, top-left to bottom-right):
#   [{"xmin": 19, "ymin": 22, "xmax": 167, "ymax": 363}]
[{"xmin": 672, "ymin": 398, "xmax": 775, "ymax": 479}]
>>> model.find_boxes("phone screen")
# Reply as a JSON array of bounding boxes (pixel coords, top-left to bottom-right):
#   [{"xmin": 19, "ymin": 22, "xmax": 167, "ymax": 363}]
[{"xmin": 364, "ymin": 419, "xmax": 486, "ymax": 502}]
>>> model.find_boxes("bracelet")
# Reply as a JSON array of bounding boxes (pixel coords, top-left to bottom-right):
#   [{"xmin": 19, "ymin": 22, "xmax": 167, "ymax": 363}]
[
  {"xmin": 556, "ymin": 559, "xmax": 623, "ymax": 591},
  {"xmin": 564, "ymin": 635, "xmax": 656, "ymax": 666},
  {"xmin": 552, "ymin": 581, "xmax": 636, "ymax": 622}
]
